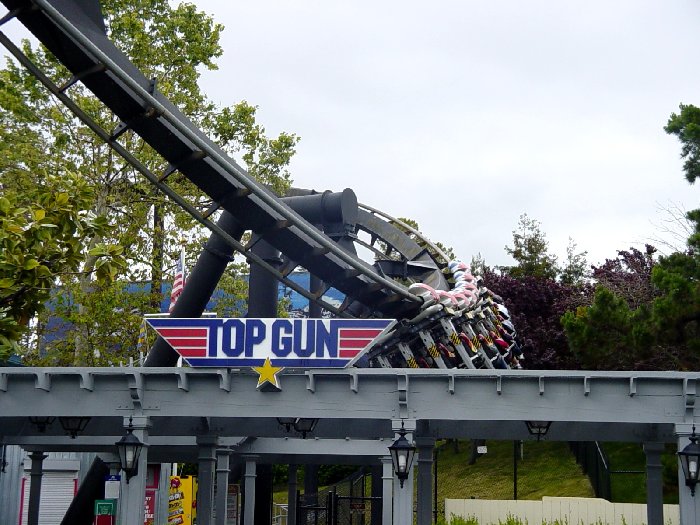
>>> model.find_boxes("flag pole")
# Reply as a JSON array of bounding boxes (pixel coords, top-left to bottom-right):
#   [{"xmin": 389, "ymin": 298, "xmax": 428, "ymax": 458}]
[{"xmin": 168, "ymin": 243, "xmax": 187, "ymax": 314}]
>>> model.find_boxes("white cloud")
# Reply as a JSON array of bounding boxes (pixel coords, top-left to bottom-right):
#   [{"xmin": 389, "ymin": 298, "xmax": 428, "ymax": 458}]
[{"xmin": 4, "ymin": 0, "xmax": 699, "ymax": 270}]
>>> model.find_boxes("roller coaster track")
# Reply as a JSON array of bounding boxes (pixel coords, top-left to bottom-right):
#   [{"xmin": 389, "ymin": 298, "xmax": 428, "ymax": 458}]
[{"xmin": 0, "ymin": 0, "xmax": 454, "ymax": 320}]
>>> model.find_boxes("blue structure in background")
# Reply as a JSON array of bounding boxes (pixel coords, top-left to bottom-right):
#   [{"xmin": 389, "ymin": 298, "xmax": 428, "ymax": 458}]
[
  {"xmin": 0, "ymin": 355, "xmax": 22, "ymax": 367},
  {"xmin": 280, "ymin": 272, "xmax": 344, "ymax": 317},
  {"xmin": 143, "ymin": 270, "xmax": 343, "ymax": 316},
  {"xmin": 36, "ymin": 272, "xmax": 345, "ymax": 353}
]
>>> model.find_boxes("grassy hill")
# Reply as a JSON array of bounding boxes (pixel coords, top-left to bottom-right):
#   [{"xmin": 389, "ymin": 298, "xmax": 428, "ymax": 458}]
[
  {"xmin": 603, "ymin": 442, "xmax": 678, "ymax": 504},
  {"xmin": 273, "ymin": 439, "xmax": 594, "ymax": 508},
  {"xmin": 437, "ymin": 440, "xmax": 679, "ymax": 505},
  {"xmin": 435, "ymin": 440, "xmax": 594, "ymax": 504},
  {"xmin": 275, "ymin": 439, "xmax": 681, "ymax": 517}
]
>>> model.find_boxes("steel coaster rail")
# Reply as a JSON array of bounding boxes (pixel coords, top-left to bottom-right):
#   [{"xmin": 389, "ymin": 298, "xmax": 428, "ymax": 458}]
[
  {"xmin": 0, "ymin": 28, "xmax": 351, "ymax": 318},
  {"xmin": 359, "ymin": 202, "xmax": 452, "ymax": 268},
  {"xmin": 31, "ymin": 0, "xmax": 419, "ymax": 305},
  {"xmin": 353, "ymin": 236, "xmax": 392, "ymax": 261},
  {"xmin": 353, "ymin": 209, "xmax": 446, "ymax": 291}
]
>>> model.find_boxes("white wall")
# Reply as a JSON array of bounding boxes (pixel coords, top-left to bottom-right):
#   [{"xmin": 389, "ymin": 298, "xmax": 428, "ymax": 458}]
[{"xmin": 445, "ymin": 496, "xmax": 680, "ymax": 525}]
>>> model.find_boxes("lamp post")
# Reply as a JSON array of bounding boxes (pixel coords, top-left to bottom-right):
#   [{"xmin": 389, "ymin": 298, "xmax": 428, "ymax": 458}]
[
  {"xmin": 388, "ymin": 423, "xmax": 416, "ymax": 488},
  {"xmin": 115, "ymin": 417, "xmax": 145, "ymax": 483},
  {"xmin": 678, "ymin": 426, "xmax": 700, "ymax": 496}
]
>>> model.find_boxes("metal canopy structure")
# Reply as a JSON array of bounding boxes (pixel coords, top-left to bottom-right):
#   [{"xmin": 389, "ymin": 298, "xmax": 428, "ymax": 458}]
[
  {"xmin": 1, "ymin": 367, "xmax": 700, "ymax": 525},
  {"xmin": 1, "ymin": 367, "xmax": 698, "ymax": 444}
]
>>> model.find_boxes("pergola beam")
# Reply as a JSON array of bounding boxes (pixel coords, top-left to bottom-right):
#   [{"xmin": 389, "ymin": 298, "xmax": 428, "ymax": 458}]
[{"xmin": 0, "ymin": 368, "xmax": 697, "ymax": 427}]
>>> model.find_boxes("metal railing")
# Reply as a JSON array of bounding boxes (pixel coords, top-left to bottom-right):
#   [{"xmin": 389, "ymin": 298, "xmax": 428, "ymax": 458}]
[
  {"xmin": 272, "ymin": 502, "xmax": 289, "ymax": 525},
  {"xmin": 569, "ymin": 441, "xmax": 612, "ymax": 500}
]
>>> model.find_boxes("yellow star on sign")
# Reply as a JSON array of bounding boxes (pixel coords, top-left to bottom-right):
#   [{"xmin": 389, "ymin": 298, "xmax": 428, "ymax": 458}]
[{"xmin": 252, "ymin": 358, "xmax": 284, "ymax": 390}]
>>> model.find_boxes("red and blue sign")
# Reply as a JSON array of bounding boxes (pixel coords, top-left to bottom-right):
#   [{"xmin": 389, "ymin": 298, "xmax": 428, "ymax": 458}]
[{"xmin": 147, "ymin": 318, "xmax": 394, "ymax": 368}]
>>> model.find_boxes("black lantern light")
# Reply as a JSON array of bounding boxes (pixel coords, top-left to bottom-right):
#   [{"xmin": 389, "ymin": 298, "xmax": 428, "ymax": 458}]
[
  {"xmin": 525, "ymin": 421, "xmax": 552, "ymax": 441},
  {"xmin": 29, "ymin": 416, "xmax": 56, "ymax": 433},
  {"xmin": 277, "ymin": 417, "xmax": 319, "ymax": 438},
  {"xmin": 293, "ymin": 418, "xmax": 318, "ymax": 439},
  {"xmin": 277, "ymin": 417, "xmax": 297, "ymax": 432},
  {"xmin": 678, "ymin": 426, "xmax": 700, "ymax": 496},
  {"xmin": 388, "ymin": 422, "xmax": 416, "ymax": 488},
  {"xmin": 115, "ymin": 417, "xmax": 145, "ymax": 483},
  {"xmin": 58, "ymin": 416, "xmax": 91, "ymax": 439}
]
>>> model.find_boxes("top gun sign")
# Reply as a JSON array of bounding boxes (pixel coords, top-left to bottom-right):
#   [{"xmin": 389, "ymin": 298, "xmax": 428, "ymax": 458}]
[{"xmin": 147, "ymin": 318, "xmax": 394, "ymax": 368}]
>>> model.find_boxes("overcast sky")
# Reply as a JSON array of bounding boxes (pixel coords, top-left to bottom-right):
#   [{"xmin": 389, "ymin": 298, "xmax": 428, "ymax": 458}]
[
  {"xmin": 187, "ymin": 0, "xmax": 700, "ymax": 269},
  {"xmin": 4, "ymin": 1, "xmax": 700, "ymax": 270}
]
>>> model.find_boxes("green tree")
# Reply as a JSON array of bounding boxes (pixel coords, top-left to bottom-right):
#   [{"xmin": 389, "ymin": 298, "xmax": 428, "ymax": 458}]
[
  {"xmin": 643, "ymin": 104, "xmax": 700, "ymax": 368},
  {"xmin": 648, "ymin": 215, "xmax": 700, "ymax": 366},
  {"xmin": 211, "ymin": 101, "xmax": 298, "ymax": 195},
  {"xmin": 665, "ymin": 103, "xmax": 700, "ymax": 183},
  {"xmin": 651, "ymin": 255, "xmax": 700, "ymax": 341},
  {"xmin": 504, "ymin": 214, "xmax": 559, "ymax": 280},
  {"xmin": 561, "ymin": 105, "xmax": 700, "ymax": 371},
  {"xmin": 562, "ymin": 249, "xmax": 700, "ymax": 371},
  {"xmin": 0, "ymin": 174, "xmax": 125, "ymax": 361},
  {"xmin": 0, "ymin": 0, "xmax": 298, "ymax": 365},
  {"xmin": 561, "ymin": 287, "xmax": 652, "ymax": 370},
  {"xmin": 469, "ymin": 252, "xmax": 490, "ymax": 277},
  {"xmin": 560, "ymin": 238, "xmax": 588, "ymax": 286}
]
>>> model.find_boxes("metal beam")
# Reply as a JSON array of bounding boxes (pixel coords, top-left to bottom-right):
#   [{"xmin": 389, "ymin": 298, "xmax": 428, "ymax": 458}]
[{"xmin": 1, "ymin": 369, "xmax": 697, "ymax": 428}]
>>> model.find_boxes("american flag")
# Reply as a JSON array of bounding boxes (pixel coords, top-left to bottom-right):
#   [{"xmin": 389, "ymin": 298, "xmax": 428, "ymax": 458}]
[{"xmin": 168, "ymin": 248, "xmax": 186, "ymax": 313}]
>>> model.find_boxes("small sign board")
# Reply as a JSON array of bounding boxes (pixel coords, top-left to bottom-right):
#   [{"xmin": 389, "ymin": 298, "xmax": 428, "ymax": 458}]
[
  {"xmin": 144, "ymin": 489, "xmax": 156, "ymax": 525},
  {"xmin": 105, "ymin": 474, "xmax": 121, "ymax": 499},
  {"xmin": 95, "ymin": 499, "xmax": 117, "ymax": 516}
]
